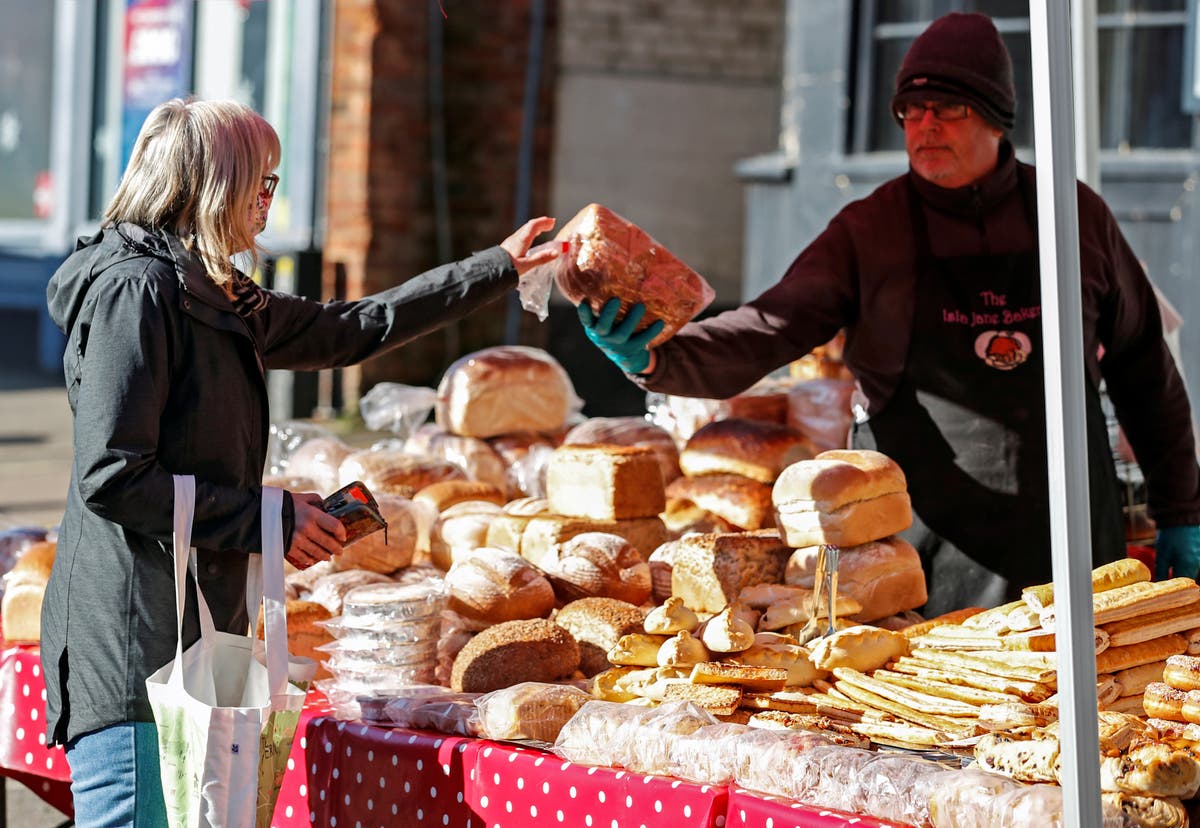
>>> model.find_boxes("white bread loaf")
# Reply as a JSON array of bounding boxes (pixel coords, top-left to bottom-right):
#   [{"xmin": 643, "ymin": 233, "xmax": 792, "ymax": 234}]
[
  {"xmin": 669, "ymin": 530, "xmax": 791, "ymax": 613},
  {"xmin": 546, "ymin": 445, "xmax": 666, "ymax": 520},
  {"xmin": 338, "ymin": 449, "xmax": 466, "ymax": 498},
  {"xmin": 429, "ymin": 500, "xmax": 505, "ymax": 571},
  {"xmin": 2, "ymin": 541, "xmax": 55, "ymax": 644},
  {"xmin": 331, "ymin": 494, "xmax": 418, "ymax": 574},
  {"xmin": 541, "ymin": 532, "xmax": 652, "ymax": 605},
  {"xmin": 563, "ymin": 417, "xmax": 681, "ymax": 485},
  {"xmin": 680, "ymin": 418, "xmax": 815, "ymax": 483},
  {"xmin": 784, "ymin": 536, "xmax": 927, "ymax": 622},
  {"xmin": 519, "ymin": 515, "xmax": 669, "ymax": 573},
  {"xmin": 444, "ymin": 548, "xmax": 555, "ymax": 624},
  {"xmin": 436, "ymin": 346, "xmax": 576, "ymax": 439},
  {"xmin": 665, "ymin": 474, "xmax": 774, "ymax": 531},
  {"xmin": 483, "ymin": 497, "xmax": 550, "ymax": 555}
]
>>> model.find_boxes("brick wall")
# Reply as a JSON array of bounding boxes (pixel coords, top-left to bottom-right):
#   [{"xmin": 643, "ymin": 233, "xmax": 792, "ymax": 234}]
[
  {"xmin": 558, "ymin": 0, "xmax": 782, "ymax": 82},
  {"xmin": 323, "ymin": 0, "xmax": 558, "ymax": 406}
]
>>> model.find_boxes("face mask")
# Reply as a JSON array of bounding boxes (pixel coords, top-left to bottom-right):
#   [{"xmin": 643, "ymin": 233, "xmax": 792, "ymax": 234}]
[{"xmin": 248, "ymin": 189, "xmax": 273, "ymax": 236}]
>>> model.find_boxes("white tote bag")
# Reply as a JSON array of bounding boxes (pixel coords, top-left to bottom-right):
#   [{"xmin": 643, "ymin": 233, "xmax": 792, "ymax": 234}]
[{"xmin": 146, "ymin": 476, "xmax": 306, "ymax": 828}]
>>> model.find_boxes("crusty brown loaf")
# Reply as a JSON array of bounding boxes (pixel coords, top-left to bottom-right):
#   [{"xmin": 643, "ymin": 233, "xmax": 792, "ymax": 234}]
[
  {"xmin": 680, "ymin": 419, "xmax": 815, "ymax": 483},
  {"xmin": 450, "ymin": 618, "xmax": 580, "ymax": 693},
  {"xmin": 338, "ymin": 450, "xmax": 466, "ymax": 498},
  {"xmin": 665, "ymin": 474, "xmax": 774, "ymax": 531},
  {"xmin": 772, "ymin": 449, "xmax": 908, "ymax": 511},
  {"xmin": 555, "ymin": 597, "xmax": 648, "ymax": 676},
  {"xmin": 563, "ymin": 417, "xmax": 681, "ymax": 485},
  {"xmin": 330, "ymin": 494, "xmax": 417, "ymax": 574},
  {"xmin": 784, "ymin": 536, "xmax": 927, "ymax": 622},
  {"xmin": 774, "ymin": 491, "xmax": 913, "ymax": 550},
  {"xmin": 541, "ymin": 532, "xmax": 652, "ymax": 606},
  {"xmin": 546, "ymin": 445, "xmax": 666, "ymax": 520},
  {"xmin": 519, "ymin": 515, "xmax": 669, "ymax": 572},
  {"xmin": 445, "ymin": 548, "xmax": 555, "ymax": 624},
  {"xmin": 414, "ymin": 480, "xmax": 505, "ymax": 514},
  {"xmin": 554, "ymin": 203, "xmax": 714, "ymax": 349},
  {"xmin": 436, "ymin": 346, "xmax": 574, "ymax": 439},
  {"xmin": 669, "ymin": 530, "xmax": 790, "ymax": 613}
]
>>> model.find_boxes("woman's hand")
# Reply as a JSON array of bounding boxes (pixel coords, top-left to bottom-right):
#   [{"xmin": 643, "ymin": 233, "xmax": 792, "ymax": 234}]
[
  {"xmin": 286, "ymin": 493, "xmax": 346, "ymax": 570},
  {"xmin": 501, "ymin": 216, "xmax": 558, "ymax": 275}
]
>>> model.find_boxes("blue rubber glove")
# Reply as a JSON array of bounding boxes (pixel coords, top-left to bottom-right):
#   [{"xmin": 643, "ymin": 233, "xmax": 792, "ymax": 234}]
[
  {"xmin": 577, "ymin": 298, "xmax": 665, "ymax": 375},
  {"xmin": 1154, "ymin": 525, "xmax": 1200, "ymax": 581}
]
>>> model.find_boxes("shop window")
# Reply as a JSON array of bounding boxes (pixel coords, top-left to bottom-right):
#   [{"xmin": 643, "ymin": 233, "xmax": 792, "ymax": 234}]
[
  {"xmin": 851, "ymin": 0, "xmax": 1192, "ymax": 154},
  {"xmin": 0, "ymin": 0, "xmax": 56, "ymax": 220}
]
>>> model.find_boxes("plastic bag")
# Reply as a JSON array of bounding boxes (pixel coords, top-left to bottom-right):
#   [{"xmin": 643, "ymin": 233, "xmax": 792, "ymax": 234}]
[
  {"xmin": 665, "ymin": 722, "xmax": 752, "ymax": 784},
  {"xmin": 645, "ymin": 392, "xmax": 721, "ymax": 446},
  {"xmin": 358, "ymin": 382, "xmax": 438, "ymax": 439},
  {"xmin": 475, "ymin": 682, "xmax": 591, "ymax": 743},
  {"xmin": 516, "ymin": 240, "xmax": 571, "ymax": 321}
]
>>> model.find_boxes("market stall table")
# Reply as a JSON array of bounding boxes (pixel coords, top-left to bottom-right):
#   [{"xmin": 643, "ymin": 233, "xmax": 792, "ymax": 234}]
[
  {"xmin": 274, "ymin": 706, "xmax": 916, "ymax": 828},
  {"xmin": 0, "ymin": 641, "xmax": 72, "ymax": 820}
]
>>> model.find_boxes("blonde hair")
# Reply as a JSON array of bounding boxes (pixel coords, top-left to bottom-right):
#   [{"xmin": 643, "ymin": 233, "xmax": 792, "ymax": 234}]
[{"xmin": 103, "ymin": 98, "xmax": 281, "ymax": 286}]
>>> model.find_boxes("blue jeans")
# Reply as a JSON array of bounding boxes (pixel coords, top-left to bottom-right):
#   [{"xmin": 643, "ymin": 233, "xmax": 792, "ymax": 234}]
[{"xmin": 65, "ymin": 721, "xmax": 168, "ymax": 828}]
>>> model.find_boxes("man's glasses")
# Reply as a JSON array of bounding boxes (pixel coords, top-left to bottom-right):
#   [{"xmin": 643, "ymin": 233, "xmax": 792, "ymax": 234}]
[
  {"xmin": 895, "ymin": 102, "xmax": 969, "ymax": 122},
  {"xmin": 260, "ymin": 174, "xmax": 279, "ymax": 197}
]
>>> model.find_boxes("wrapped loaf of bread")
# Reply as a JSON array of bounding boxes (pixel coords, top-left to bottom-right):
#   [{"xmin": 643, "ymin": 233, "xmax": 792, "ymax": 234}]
[
  {"xmin": 546, "ymin": 444, "xmax": 665, "ymax": 521},
  {"xmin": 1, "ymin": 540, "xmax": 56, "ymax": 644},
  {"xmin": 784, "ymin": 536, "xmax": 927, "ymax": 622},
  {"xmin": 283, "ymin": 436, "xmax": 353, "ymax": 495},
  {"xmin": 475, "ymin": 682, "xmax": 592, "ymax": 743},
  {"xmin": 680, "ymin": 418, "xmax": 815, "ymax": 484},
  {"xmin": 563, "ymin": 417, "xmax": 680, "ymax": 485},
  {"xmin": 338, "ymin": 449, "xmax": 465, "ymax": 498},
  {"xmin": 436, "ymin": 346, "xmax": 576, "ymax": 439},
  {"xmin": 772, "ymin": 449, "xmax": 912, "ymax": 549},
  {"xmin": 487, "ymin": 432, "xmax": 556, "ymax": 498},
  {"xmin": 786, "ymin": 378, "xmax": 855, "ymax": 453},
  {"xmin": 330, "ymin": 494, "xmax": 418, "ymax": 574},
  {"xmin": 422, "ymin": 433, "xmax": 508, "ymax": 492},
  {"xmin": 553, "ymin": 203, "xmax": 714, "ymax": 348}
]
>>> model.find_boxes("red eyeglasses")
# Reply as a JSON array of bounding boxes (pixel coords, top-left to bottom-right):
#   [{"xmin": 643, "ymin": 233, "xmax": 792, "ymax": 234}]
[{"xmin": 260, "ymin": 174, "xmax": 279, "ymax": 197}]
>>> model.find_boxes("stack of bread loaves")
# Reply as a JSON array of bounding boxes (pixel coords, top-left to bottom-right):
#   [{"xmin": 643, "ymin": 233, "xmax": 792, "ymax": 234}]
[
  {"xmin": 514, "ymin": 444, "xmax": 669, "ymax": 574},
  {"xmin": 664, "ymin": 418, "xmax": 815, "ymax": 535}
]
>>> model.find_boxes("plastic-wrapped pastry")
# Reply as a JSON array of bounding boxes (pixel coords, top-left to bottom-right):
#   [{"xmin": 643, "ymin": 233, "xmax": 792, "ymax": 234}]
[
  {"xmin": 323, "ymin": 644, "xmax": 439, "ymax": 673},
  {"xmin": 475, "ymin": 682, "xmax": 592, "ymax": 743},
  {"xmin": 788, "ymin": 745, "xmax": 878, "ymax": 811},
  {"xmin": 553, "ymin": 700, "xmax": 660, "ymax": 767},
  {"xmin": 856, "ymin": 754, "xmax": 956, "ymax": 827},
  {"xmin": 665, "ymin": 722, "xmax": 751, "ymax": 784},
  {"xmin": 318, "ymin": 614, "xmax": 441, "ymax": 645},
  {"xmin": 733, "ymin": 729, "xmax": 836, "ymax": 799},
  {"xmin": 340, "ymin": 579, "xmax": 448, "ymax": 623},
  {"xmin": 307, "ymin": 569, "xmax": 394, "ymax": 615},
  {"xmin": 623, "ymin": 700, "xmax": 716, "ymax": 775},
  {"xmin": 927, "ymin": 767, "xmax": 1024, "ymax": 828}
]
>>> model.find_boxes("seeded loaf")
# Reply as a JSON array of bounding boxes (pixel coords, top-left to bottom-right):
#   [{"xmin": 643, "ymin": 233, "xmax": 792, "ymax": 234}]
[
  {"xmin": 669, "ymin": 530, "xmax": 790, "ymax": 613},
  {"xmin": 554, "ymin": 596, "xmax": 648, "ymax": 676},
  {"xmin": 450, "ymin": 618, "xmax": 580, "ymax": 693}
]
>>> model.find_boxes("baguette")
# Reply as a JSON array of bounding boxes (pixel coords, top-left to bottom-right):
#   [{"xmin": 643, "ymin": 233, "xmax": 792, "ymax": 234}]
[
  {"xmin": 1022, "ymin": 558, "xmax": 1151, "ymax": 612},
  {"xmin": 1101, "ymin": 599, "xmax": 1200, "ymax": 648},
  {"xmin": 1095, "ymin": 635, "xmax": 1188, "ymax": 675},
  {"xmin": 962, "ymin": 599, "xmax": 1027, "ymax": 630},
  {"xmin": 1040, "ymin": 578, "xmax": 1200, "ymax": 629},
  {"xmin": 900, "ymin": 607, "xmax": 987, "ymax": 638}
]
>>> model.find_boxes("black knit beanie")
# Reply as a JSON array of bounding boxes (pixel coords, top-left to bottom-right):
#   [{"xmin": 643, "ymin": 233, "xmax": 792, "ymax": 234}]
[{"xmin": 892, "ymin": 12, "xmax": 1015, "ymax": 131}]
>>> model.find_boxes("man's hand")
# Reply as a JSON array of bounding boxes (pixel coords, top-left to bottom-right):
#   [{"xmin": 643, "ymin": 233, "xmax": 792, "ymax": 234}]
[
  {"xmin": 286, "ymin": 493, "xmax": 345, "ymax": 570},
  {"xmin": 577, "ymin": 297, "xmax": 664, "ymax": 375},
  {"xmin": 1154, "ymin": 525, "xmax": 1200, "ymax": 581}
]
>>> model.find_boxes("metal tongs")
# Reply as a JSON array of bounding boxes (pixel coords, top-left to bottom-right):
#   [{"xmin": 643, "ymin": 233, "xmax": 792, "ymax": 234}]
[{"xmin": 808, "ymin": 543, "xmax": 841, "ymax": 638}]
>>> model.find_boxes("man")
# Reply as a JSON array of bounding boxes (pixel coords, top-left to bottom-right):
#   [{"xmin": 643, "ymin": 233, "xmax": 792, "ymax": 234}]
[{"xmin": 578, "ymin": 12, "xmax": 1200, "ymax": 615}]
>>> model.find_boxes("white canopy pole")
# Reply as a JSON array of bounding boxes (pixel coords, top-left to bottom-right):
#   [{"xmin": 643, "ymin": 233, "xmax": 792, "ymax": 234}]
[
  {"xmin": 1028, "ymin": 2, "xmax": 1103, "ymax": 826},
  {"xmin": 1071, "ymin": 0, "xmax": 1101, "ymax": 189}
]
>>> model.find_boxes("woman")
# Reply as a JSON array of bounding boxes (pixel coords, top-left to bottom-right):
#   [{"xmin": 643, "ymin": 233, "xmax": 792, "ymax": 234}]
[{"xmin": 43, "ymin": 97, "xmax": 557, "ymax": 825}]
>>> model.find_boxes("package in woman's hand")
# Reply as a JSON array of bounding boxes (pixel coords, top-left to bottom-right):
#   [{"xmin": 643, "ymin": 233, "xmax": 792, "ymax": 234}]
[{"xmin": 521, "ymin": 203, "xmax": 714, "ymax": 345}]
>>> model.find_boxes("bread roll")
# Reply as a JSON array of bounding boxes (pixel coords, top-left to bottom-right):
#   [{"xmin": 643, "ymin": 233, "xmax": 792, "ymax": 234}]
[
  {"xmin": 519, "ymin": 515, "xmax": 669, "ymax": 573},
  {"xmin": 445, "ymin": 548, "xmax": 555, "ymax": 625},
  {"xmin": 643, "ymin": 597, "xmax": 699, "ymax": 635},
  {"xmin": 546, "ymin": 445, "xmax": 665, "ymax": 520},
  {"xmin": 554, "ymin": 203, "xmax": 715, "ymax": 349},
  {"xmin": 450, "ymin": 618, "xmax": 580, "ymax": 693},
  {"xmin": 436, "ymin": 346, "xmax": 575, "ymax": 439},
  {"xmin": 563, "ymin": 417, "xmax": 681, "ymax": 485},
  {"xmin": 668, "ymin": 530, "xmax": 790, "ymax": 613},
  {"xmin": 699, "ymin": 606, "xmax": 755, "ymax": 653},
  {"xmin": 476, "ymin": 682, "xmax": 591, "ymax": 743},
  {"xmin": 784, "ymin": 536, "xmax": 927, "ymax": 622},
  {"xmin": 429, "ymin": 500, "xmax": 504, "ymax": 571},
  {"xmin": 680, "ymin": 418, "xmax": 815, "ymax": 483},
  {"xmin": 665, "ymin": 474, "xmax": 774, "ymax": 531},
  {"xmin": 657, "ymin": 630, "xmax": 710, "ymax": 669},
  {"xmin": 414, "ymin": 480, "xmax": 504, "ymax": 514},
  {"xmin": 541, "ymin": 532, "xmax": 652, "ymax": 605},
  {"xmin": 331, "ymin": 494, "xmax": 418, "ymax": 574},
  {"xmin": 338, "ymin": 449, "xmax": 466, "ymax": 498},
  {"xmin": 555, "ymin": 596, "xmax": 647, "ymax": 676}
]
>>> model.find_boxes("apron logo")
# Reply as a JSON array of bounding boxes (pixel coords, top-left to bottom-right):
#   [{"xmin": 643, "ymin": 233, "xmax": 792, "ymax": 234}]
[{"xmin": 975, "ymin": 330, "xmax": 1032, "ymax": 370}]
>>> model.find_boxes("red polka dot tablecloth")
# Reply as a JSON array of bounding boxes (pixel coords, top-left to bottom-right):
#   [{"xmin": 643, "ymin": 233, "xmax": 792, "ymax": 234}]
[
  {"xmin": 725, "ymin": 788, "xmax": 913, "ymax": 828},
  {"xmin": 0, "ymin": 644, "xmax": 73, "ymax": 817}
]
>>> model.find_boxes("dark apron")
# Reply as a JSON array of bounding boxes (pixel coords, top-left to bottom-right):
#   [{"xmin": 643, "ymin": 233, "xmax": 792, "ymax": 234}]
[{"xmin": 853, "ymin": 178, "xmax": 1124, "ymax": 616}]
